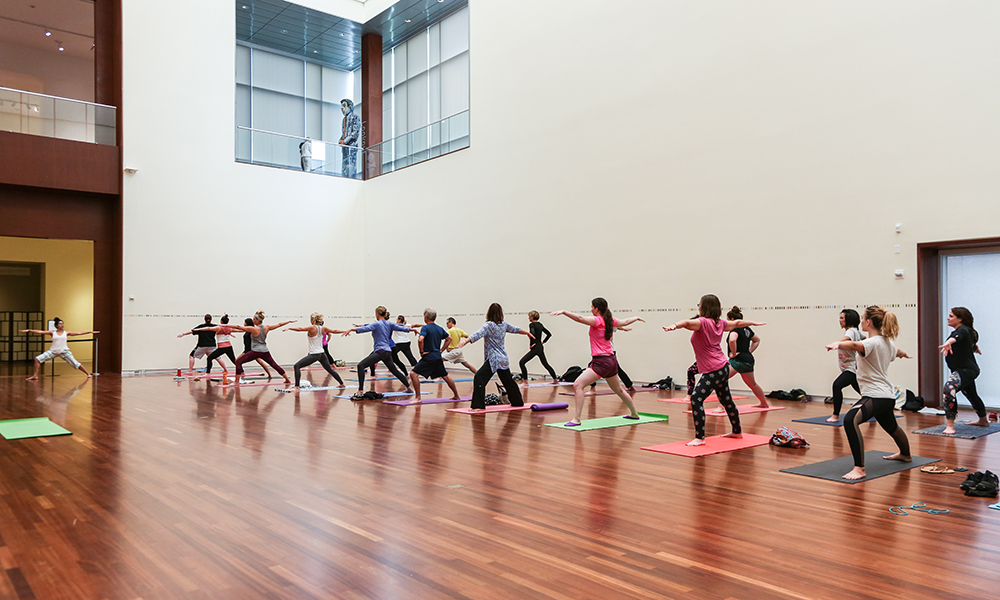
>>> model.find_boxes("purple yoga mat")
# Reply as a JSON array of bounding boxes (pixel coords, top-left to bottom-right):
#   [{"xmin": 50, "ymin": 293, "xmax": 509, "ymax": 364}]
[
  {"xmin": 530, "ymin": 402, "xmax": 570, "ymax": 411},
  {"xmin": 382, "ymin": 396, "xmax": 472, "ymax": 406}
]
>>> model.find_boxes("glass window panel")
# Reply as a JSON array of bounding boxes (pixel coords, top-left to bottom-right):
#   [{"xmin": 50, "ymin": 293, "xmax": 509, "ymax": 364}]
[
  {"xmin": 323, "ymin": 101, "xmax": 341, "ymax": 143},
  {"xmin": 440, "ymin": 52, "xmax": 469, "ymax": 118},
  {"xmin": 322, "ymin": 66, "xmax": 352, "ymax": 104},
  {"xmin": 440, "ymin": 7, "xmax": 469, "ymax": 63},
  {"xmin": 407, "ymin": 30, "xmax": 428, "ymax": 78},
  {"xmin": 383, "ymin": 52, "xmax": 393, "ymax": 91},
  {"xmin": 236, "ymin": 84, "xmax": 251, "ymax": 127},
  {"xmin": 393, "ymin": 47, "xmax": 407, "ymax": 88},
  {"xmin": 393, "ymin": 82, "xmax": 407, "ymax": 139},
  {"xmin": 252, "ymin": 88, "xmax": 304, "ymax": 137},
  {"xmin": 236, "ymin": 45, "xmax": 251, "ymax": 85},
  {"xmin": 305, "ymin": 63, "xmax": 322, "ymax": 100},
  {"xmin": 306, "ymin": 99, "xmax": 322, "ymax": 140},
  {"xmin": 407, "ymin": 72, "xmax": 428, "ymax": 132},
  {"xmin": 428, "ymin": 65, "xmax": 441, "ymax": 124},
  {"xmin": 251, "ymin": 48, "xmax": 304, "ymax": 96},
  {"xmin": 429, "ymin": 24, "xmax": 441, "ymax": 68}
]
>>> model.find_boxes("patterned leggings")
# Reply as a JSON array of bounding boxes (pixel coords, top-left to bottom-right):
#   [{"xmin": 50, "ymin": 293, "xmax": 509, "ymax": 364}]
[
  {"xmin": 689, "ymin": 364, "xmax": 741, "ymax": 440},
  {"xmin": 687, "ymin": 361, "xmax": 699, "ymax": 396},
  {"xmin": 943, "ymin": 370, "xmax": 986, "ymax": 420}
]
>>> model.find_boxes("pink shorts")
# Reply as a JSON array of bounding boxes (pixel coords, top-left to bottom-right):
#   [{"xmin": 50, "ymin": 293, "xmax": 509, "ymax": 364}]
[{"xmin": 588, "ymin": 354, "xmax": 619, "ymax": 379}]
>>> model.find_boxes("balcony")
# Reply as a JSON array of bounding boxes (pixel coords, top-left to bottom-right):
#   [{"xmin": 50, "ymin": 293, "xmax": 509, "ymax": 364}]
[
  {"xmin": 0, "ymin": 87, "xmax": 116, "ymax": 146},
  {"xmin": 236, "ymin": 127, "xmax": 363, "ymax": 180},
  {"xmin": 365, "ymin": 110, "xmax": 469, "ymax": 178}
]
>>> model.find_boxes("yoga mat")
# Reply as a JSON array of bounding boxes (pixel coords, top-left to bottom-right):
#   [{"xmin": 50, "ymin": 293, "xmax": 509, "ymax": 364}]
[
  {"xmin": 780, "ymin": 451, "xmax": 939, "ymax": 483},
  {"xmin": 683, "ymin": 405, "xmax": 786, "ymax": 416},
  {"xmin": 520, "ymin": 382, "xmax": 564, "ymax": 388},
  {"xmin": 658, "ymin": 395, "xmax": 749, "ymax": 404},
  {"xmin": 530, "ymin": 402, "xmax": 570, "ymax": 411},
  {"xmin": 446, "ymin": 405, "xmax": 533, "ymax": 415},
  {"xmin": 641, "ymin": 433, "xmax": 771, "ymax": 458},
  {"xmin": 546, "ymin": 412, "xmax": 669, "ymax": 431},
  {"xmin": 332, "ymin": 390, "xmax": 434, "ymax": 399},
  {"xmin": 219, "ymin": 380, "xmax": 290, "ymax": 388},
  {"xmin": 0, "ymin": 417, "xmax": 72, "ymax": 440},
  {"xmin": 792, "ymin": 414, "xmax": 901, "ymax": 427},
  {"xmin": 382, "ymin": 396, "xmax": 472, "ymax": 406},
  {"xmin": 346, "ymin": 377, "xmax": 476, "ymax": 383},
  {"xmin": 275, "ymin": 385, "xmax": 357, "ymax": 393},
  {"xmin": 912, "ymin": 422, "xmax": 1000, "ymax": 439},
  {"xmin": 558, "ymin": 388, "xmax": 662, "ymax": 397}
]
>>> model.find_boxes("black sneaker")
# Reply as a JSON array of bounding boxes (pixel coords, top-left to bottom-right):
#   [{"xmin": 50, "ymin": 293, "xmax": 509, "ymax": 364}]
[
  {"xmin": 966, "ymin": 471, "xmax": 999, "ymax": 497},
  {"xmin": 961, "ymin": 471, "xmax": 985, "ymax": 491}
]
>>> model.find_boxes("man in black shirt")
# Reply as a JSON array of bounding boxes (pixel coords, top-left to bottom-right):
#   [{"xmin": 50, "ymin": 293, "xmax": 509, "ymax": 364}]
[{"xmin": 177, "ymin": 313, "xmax": 217, "ymax": 375}]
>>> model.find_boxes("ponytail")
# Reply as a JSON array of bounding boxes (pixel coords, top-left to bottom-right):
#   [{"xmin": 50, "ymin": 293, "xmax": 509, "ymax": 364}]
[
  {"xmin": 592, "ymin": 297, "xmax": 613, "ymax": 341},
  {"xmin": 865, "ymin": 306, "xmax": 898, "ymax": 340}
]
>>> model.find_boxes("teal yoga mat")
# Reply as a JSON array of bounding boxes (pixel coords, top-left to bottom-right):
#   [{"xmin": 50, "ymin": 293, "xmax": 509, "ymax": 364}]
[
  {"xmin": 545, "ymin": 412, "xmax": 669, "ymax": 431},
  {"xmin": 0, "ymin": 417, "xmax": 72, "ymax": 440}
]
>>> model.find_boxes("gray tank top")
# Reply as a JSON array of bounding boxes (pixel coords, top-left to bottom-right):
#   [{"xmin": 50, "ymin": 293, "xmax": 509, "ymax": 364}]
[{"xmin": 251, "ymin": 324, "xmax": 268, "ymax": 352}]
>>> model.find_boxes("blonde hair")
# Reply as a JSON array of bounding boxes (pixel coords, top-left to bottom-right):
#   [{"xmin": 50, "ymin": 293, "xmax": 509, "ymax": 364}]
[
  {"xmin": 375, "ymin": 306, "xmax": 388, "ymax": 318},
  {"xmin": 254, "ymin": 310, "xmax": 266, "ymax": 323},
  {"xmin": 310, "ymin": 312, "xmax": 324, "ymax": 325},
  {"xmin": 865, "ymin": 306, "xmax": 899, "ymax": 340},
  {"xmin": 528, "ymin": 310, "xmax": 540, "ymax": 320}
]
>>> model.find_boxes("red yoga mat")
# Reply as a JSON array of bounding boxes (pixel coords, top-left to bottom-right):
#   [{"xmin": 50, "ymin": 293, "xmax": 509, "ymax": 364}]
[
  {"xmin": 557, "ymin": 388, "xmax": 662, "ymax": 397},
  {"xmin": 682, "ymin": 404, "xmax": 786, "ymax": 416},
  {"xmin": 446, "ymin": 405, "xmax": 533, "ymax": 415},
  {"xmin": 642, "ymin": 433, "xmax": 772, "ymax": 457},
  {"xmin": 658, "ymin": 395, "xmax": 749, "ymax": 404}
]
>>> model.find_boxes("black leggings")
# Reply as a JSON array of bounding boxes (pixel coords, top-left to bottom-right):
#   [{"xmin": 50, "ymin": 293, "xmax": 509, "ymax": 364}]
[
  {"xmin": 206, "ymin": 346, "xmax": 236, "ymax": 373},
  {"xmin": 687, "ymin": 361, "xmax": 699, "ymax": 396},
  {"xmin": 518, "ymin": 345, "xmax": 558, "ymax": 380},
  {"xmin": 357, "ymin": 351, "xmax": 409, "ymax": 389},
  {"xmin": 689, "ymin": 364, "xmax": 741, "ymax": 440},
  {"xmin": 293, "ymin": 353, "xmax": 345, "ymax": 387},
  {"xmin": 844, "ymin": 396, "xmax": 910, "ymax": 467},
  {"xmin": 392, "ymin": 342, "xmax": 419, "ymax": 375},
  {"xmin": 471, "ymin": 362, "xmax": 523, "ymax": 410},
  {"xmin": 616, "ymin": 360, "xmax": 633, "ymax": 389},
  {"xmin": 943, "ymin": 370, "xmax": 986, "ymax": 420},
  {"xmin": 831, "ymin": 370, "xmax": 861, "ymax": 416}
]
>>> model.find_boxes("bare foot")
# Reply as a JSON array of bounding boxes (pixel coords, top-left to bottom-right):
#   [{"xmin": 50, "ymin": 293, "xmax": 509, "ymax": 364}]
[
  {"xmin": 826, "ymin": 415, "xmax": 840, "ymax": 423},
  {"xmin": 290, "ymin": 386, "xmax": 300, "ymax": 391},
  {"xmin": 451, "ymin": 396, "xmax": 461, "ymax": 401},
  {"xmin": 283, "ymin": 379, "xmax": 292, "ymax": 385},
  {"xmin": 943, "ymin": 427, "xmax": 956, "ymax": 435},
  {"xmin": 407, "ymin": 399, "xmax": 422, "ymax": 405},
  {"xmin": 882, "ymin": 453, "xmax": 912, "ymax": 462},
  {"xmin": 965, "ymin": 418, "xmax": 990, "ymax": 427},
  {"xmin": 843, "ymin": 467, "xmax": 866, "ymax": 480},
  {"xmin": 25, "ymin": 376, "xmax": 39, "ymax": 381},
  {"xmin": 752, "ymin": 403, "xmax": 769, "ymax": 409},
  {"xmin": 338, "ymin": 384, "xmax": 347, "ymax": 388},
  {"xmin": 686, "ymin": 438, "xmax": 706, "ymax": 446},
  {"xmin": 707, "ymin": 409, "xmax": 726, "ymax": 416},
  {"xmin": 721, "ymin": 432, "xmax": 743, "ymax": 439}
]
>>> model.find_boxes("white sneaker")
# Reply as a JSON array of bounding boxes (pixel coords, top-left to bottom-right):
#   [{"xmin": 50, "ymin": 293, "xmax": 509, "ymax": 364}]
[{"xmin": 239, "ymin": 378, "xmax": 249, "ymax": 384}]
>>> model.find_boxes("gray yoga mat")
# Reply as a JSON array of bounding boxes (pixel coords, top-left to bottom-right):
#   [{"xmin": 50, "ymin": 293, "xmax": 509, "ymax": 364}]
[
  {"xmin": 780, "ymin": 451, "xmax": 938, "ymax": 484},
  {"xmin": 912, "ymin": 422, "xmax": 1000, "ymax": 439},
  {"xmin": 792, "ymin": 414, "xmax": 901, "ymax": 427}
]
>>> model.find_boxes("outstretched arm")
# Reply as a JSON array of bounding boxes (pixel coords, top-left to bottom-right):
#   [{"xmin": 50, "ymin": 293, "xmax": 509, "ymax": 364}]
[
  {"xmin": 896, "ymin": 348, "xmax": 912, "ymax": 359},
  {"xmin": 227, "ymin": 323, "xmax": 252, "ymax": 333},
  {"xmin": 663, "ymin": 319, "xmax": 701, "ymax": 332},
  {"xmin": 66, "ymin": 330, "xmax": 99, "ymax": 336},
  {"xmin": 265, "ymin": 320, "xmax": 296, "ymax": 332},
  {"xmin": 20, "ymin": 329, "xmax": 53, "ymax": 336},
  {"xmin": 616, "ymin": 316, "xmax": 644, "ymax": 329},
  {"xmin": 284, "ymin": 326, "xmax": 313, "ymax": 332},
  {"xmin": 938, "ymin": 337, "xmax": 956, "ymax": 356},
  {"xmin": 724, "ymin": 319, "xmax": 766, "ymax": 332},
  {"xmin": 827, "ymin": 340, "xmax": 865, "ymax": 353},
  {"xmin": 550, "ymin": 310, "xmax": 597, "ymax": 327},
  {"xmin": 322, "ymin": 326, "xmax": 348, "ymax": 336}
]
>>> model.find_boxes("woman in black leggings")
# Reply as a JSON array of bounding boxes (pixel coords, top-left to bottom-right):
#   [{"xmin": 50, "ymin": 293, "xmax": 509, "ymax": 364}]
[
  {"xmin": 518, "ymin": 311, "xmax": 559, "ymax": 381},
  {"xmin": 940, "ymin": 306, "xmax": 987, "ymax": 434},
  {"xmin": 391, "ymin": 315, "xmax": 419, "ymax": 375},
  {"xmin": 826, "ymin": 306, "xmax": 912, "ymax": 480},
  {"xmin": 827, "ymin": 309, "xmax": 864, "ymax": 422}
]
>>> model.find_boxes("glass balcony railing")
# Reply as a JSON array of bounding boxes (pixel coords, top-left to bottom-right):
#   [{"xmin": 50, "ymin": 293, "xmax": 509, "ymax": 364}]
[
  {"xmin": 236, "ymin": 126, "xmax": 363, "ymax": 180},
  {"xmin": 0, "ymin": 86, "xmax": 116, "ymax": 145},
  {"xmin": 365, "ymin": 110, "xmax": 469, "ymax": 178}
]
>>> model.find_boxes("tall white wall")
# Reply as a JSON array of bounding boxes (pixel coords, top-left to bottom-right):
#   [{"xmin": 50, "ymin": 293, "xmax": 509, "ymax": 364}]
[
  {"xmin": 362, "ymin": 0, "xmax": 1000, "ymax": 395},
  {"xmin": 121, "ymin": 0, "xmax": 371, "ymax": 371}
]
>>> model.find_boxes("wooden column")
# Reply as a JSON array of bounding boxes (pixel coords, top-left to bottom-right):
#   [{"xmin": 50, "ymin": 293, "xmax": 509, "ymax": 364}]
[
  {"xmin": 94, "ymin": 0, "xmax": 123, "ymax": 143},
  {"xmin": 917, "ymin": 244, "xmax": 941, "ymax": 405},
  {"xmin": 361, "ymin": 32, "xmax": 382, "ymax": 179}
]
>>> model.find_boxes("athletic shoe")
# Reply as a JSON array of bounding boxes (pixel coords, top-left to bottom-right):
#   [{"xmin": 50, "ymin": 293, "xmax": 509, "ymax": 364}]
[
  {"xmin": 239, "ymin": 378, "xmax": 249, "ymax": 384},
  {"xmin": 965, "ymin": 471, "xmax": 999, "ymax": 497},
  {"xmin": 961, "ymin": 471, "xmax": 985, "ymax": 491}
]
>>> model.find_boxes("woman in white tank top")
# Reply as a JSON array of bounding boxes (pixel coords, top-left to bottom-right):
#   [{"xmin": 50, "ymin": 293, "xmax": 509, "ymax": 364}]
[
  {"xmin": 284, "ymin": 312, "xmax": 349, "ymax": 390},
  {"xmin": 21, "ymin": 317, "xmax": 100, "ymax": 380}
]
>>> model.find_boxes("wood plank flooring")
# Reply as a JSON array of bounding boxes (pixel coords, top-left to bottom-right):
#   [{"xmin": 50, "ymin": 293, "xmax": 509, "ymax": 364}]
[{"xmin": 1, "ymin": 362, "xmax": 999, "ymax": 600}]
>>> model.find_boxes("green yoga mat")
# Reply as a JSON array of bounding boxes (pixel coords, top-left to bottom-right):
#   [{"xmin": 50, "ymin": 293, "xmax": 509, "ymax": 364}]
[
  {"xmin": 545, "ymin": 412, "xmax": 669, "ymax": 431},
  {"xmin": 0, "ymin": 418, "xmax": 72, "ymax": 440}
]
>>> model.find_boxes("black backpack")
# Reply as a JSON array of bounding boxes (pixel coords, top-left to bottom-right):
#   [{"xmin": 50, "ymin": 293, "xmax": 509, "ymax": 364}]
[
  {"xmin": 560, "ymin": 366, "xmax": 585, "ymax": 382},
  {"xmin": 643, "ymin": 377, "xmax": 674, "ymax": 390},
  {"xmin": 901, "ymin": 389, "xmax": 925, "ymax": 412}
]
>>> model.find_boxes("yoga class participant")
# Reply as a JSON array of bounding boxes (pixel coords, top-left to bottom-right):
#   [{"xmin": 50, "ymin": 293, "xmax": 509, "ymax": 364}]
[
  {"xmin": 939, "ymin": 306, "xmax": 987, "ymax": 434},
  {"xmin": 408, "ymin": 308, "xmax": 461, "ymax": 403},
  {"xmin": 443, "ymin": 317, "xmax": 478, "ymax": 375},
  {"xmin": 550, "ymin": 297, "xmax": 643, "ymax": 426},
  {"xmin": 283, "ymin": 313, "xmax": 347, "ymax": 390},
  {"xmin": 235, "ymin": 317, "xmax": 273, "ymax": 378},
  {"xmin": 195, "ymin": 315, "xmax": 236, "ymax": 374},
  {"xmin": 177, "ymin": 314, "xmax": 216, "ymax": 375},
  {"xmin": 826, "ymin": 306, "xmax": 912, "ymax": 480},
  {"xmin": 663, "ymin": 295, "xmax": 765, "ymax": 446},
  {"xmin": 458, "ymin": 303, "xmax": 533, "ymax": 411},
  {"xmin": 391, "ymin": 315, "xmax": 419, "ymax": 376},
  {"xmin": 343, "ymin": 306, "xmax": 416, "ymax": 399},
  {"xmin": 22, "ymin": 318, "xmax": 99, "ymax": 380},
  {"xmin": 712, "ymin": 306, "xmax": 769, "ymax": 412},
  {"xmin": 229, "ymin": 311, "xmax": 294, "ymax": 385},
  {"xmin": 518, "ymin": 311, "xmax": 559, "ymax": 381},
  {"xmin": 827, "ymin": 309, "xmax": 864, "ymax": 422}
]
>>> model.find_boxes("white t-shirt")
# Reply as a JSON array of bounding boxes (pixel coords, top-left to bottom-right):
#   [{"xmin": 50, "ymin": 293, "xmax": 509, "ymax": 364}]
[
  {"xmin": 857, "ymin": 335, "xmax": 896, "ymax": 398},
  {"xmin": 391, "ymin": 329, "xmax": 411, "ymax": 344},
  {"xmin": 837, "ymin": 328, "xmax": 864, "ymax": 373},
  {"xmin": 50, "ymin": 330, "xmax": 69, "ymax": 352}
]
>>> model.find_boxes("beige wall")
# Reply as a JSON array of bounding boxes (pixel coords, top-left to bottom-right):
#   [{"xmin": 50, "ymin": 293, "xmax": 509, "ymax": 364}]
[{"xmin": 0, "ymin": 236, "xmax": 95, "ymax": 361}]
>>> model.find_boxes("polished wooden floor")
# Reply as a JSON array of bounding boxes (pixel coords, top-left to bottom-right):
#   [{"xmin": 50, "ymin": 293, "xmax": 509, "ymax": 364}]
[{"xmin": 1, "ymin": 362, "xmax": 998, "ymax": 600}]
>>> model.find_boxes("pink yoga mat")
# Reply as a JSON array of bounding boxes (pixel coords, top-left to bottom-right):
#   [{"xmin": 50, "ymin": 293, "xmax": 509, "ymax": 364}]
[
  {"xmin": 218, "ymin": 380, "xmax": 289, "ymax": 388},
  {"xmin": 446, "ymin": 405, "xmax": 533, "ymax": 415},
  {"xmin": 658, "ymin": 395, "xmax": 749, "ymax": 404},
  {"xmin": 382, "ymin": 396, "xmax": 472, "ymax": 406},
  {"xmin": 682, "ymin": 404, "xmax": 786, "ymax": 416},
  {"xmin": 642, "ymin": 433, "xmax": 772, "ymax": 457},
  {"xmin": 558, "ymin": 388, "xmax": 661, "ymax": 397}
]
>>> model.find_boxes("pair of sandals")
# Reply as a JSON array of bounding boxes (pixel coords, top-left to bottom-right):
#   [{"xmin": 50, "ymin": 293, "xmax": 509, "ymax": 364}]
[{"xmin": 921, "ymin": 465, "xmax": 969, "ymax": 474}]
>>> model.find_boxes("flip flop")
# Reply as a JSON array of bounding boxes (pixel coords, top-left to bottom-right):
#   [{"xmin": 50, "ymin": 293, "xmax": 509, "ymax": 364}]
[{"xmin": 921, "ymin": 466, "xmax": 955, "ymax": 474}]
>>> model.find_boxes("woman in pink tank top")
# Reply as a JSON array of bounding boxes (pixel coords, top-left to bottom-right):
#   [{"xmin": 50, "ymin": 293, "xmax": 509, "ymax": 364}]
[
  {"xmin": 662, "ymin": 294, "xmax": 766, "ymax": 446},
  {"xmin": 550, "ymin": 297, "xmax": 645, "ymax": 426}
]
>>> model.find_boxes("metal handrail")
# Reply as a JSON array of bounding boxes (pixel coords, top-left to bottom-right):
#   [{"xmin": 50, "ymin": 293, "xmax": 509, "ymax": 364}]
[
  {"xmin": 367, "ymin": 110, "xmax": 469, "ymax": 151},
  {"xmin": 0, "ymin": 86, "xmax": 116, "ymax": 110},
  {"xmin": 236, "ymin": 126, "xmax": 356, "ymax": 148}
]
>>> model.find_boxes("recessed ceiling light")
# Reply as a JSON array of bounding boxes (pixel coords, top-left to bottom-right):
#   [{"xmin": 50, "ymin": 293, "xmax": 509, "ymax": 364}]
[
  {"xmin": 44, "ymin": 30, "xmax": 51, "ymax": 36},
  {"xmin": 405, "ymin": 19, "xmax": 411, "ymax": 22},
  {"xmin": 313, "ymin": 50, "xmax": 318, "ymax": 53},
  {"xmin": 57, "ymin": 45, "xmax": 64, "ymax": 51},
  {"xmin": 281, "ymin": 29, "xmax": 287, "ymax": 34},
  {"xmin": 340, "ymin": 33, "xmax": 344, "ymax": 36},
  {"xmin": 242, "ymin": 4, "xmax": 248, "ymax": 8}
]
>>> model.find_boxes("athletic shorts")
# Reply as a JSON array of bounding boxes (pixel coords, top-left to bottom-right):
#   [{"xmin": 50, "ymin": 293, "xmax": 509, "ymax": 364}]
[
  {"xmin": 36, "ymin": 349, "xmax": 81, "ymax": 369},
  {"xmin": 729, "ymin": 357, "xmax": 754, "ymax": 373},
  {"xmin": 588, "ymin": 354, "xmax": 619, "ymax": 379},
  {"xmin": 413, "ymin": 357, "xmax": 449, "ymax": 380},
  {"xmin": 190, "ymin": 347, "xmax": 215, "ymax": 359},
  {"xmin": 442, "ymin": 349, "xmax": 466, "ymax": 364}
]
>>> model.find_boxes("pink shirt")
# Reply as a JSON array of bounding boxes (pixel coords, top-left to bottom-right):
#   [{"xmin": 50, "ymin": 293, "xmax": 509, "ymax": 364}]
[
  {"xmin": 691, "ymin": 317, "xmax": 728, "ymax": 373},
  {"xmin": 589, "ymin": 316, "xmax": 619, "ymax": 356}
]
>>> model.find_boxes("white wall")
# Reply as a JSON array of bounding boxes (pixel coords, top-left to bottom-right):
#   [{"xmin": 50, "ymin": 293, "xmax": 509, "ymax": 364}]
[
  {"xmin": 361, "ymin": 0, "xmax": 1000, "ymax": 396},
  {"xmin": 121, "ymin": 0, "xmax": 372, "ymax": 371}
]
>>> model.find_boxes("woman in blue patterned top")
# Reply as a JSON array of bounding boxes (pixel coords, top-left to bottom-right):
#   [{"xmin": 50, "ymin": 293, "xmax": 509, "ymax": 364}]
[{"xmin": 458, "ymin": 303, "xmax": 535, "ymax": 411}]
